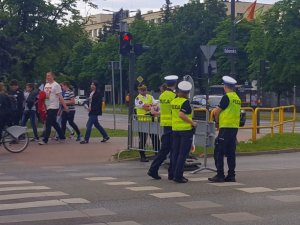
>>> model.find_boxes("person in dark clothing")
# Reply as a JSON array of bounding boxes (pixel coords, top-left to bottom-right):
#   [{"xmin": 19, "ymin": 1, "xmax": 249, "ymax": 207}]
[
  {"xmin": 8, "ymin": 79, "xmax": 24, "ymax": 125},
  {"xmin": 0, "ymin": 82, "xmax": 11, "ymax": 140},
  {"xmin": 80, "ymin": 81, "xmax": 109, "ymax": 144},
  {"xmin": 21, "ymin": 83, "xmax": 39, "ymax": 141}
]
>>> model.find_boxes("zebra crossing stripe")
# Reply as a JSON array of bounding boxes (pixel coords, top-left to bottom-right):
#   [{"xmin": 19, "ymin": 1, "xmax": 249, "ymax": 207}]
[
  {"xmin": 0, "ymin": 198, "xmax": 89, "ymax": 210},
  {"xmin": 0, "ymin": 208, "xmax": 115, "ymax": 223},
  {"xmin": 0, "ymin": 186, "xmax": 50, "ymax": 192},
  {"xmin": 0, "ymin": 191, "xmax": 68, "ymax": 201},
  {"xmin": 0, "ymin": 181, "xmax": 33, "ymax": 185}
]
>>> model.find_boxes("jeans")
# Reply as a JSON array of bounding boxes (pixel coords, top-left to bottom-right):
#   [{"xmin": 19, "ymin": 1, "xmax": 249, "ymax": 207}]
[
  {"xmin": 61, "ymin": 111, "xmax": 80, "ymax": 137},
  {"xmin": 21, "ymin": 110, "xmax": 39, "ymax": 139},
  {"xmin": 84, "ymin": 115, "xmax": 108, "ymax": 142},
  {"xmin": 43, "ymin": 109, "xmax": 65, "ymax": 143}
]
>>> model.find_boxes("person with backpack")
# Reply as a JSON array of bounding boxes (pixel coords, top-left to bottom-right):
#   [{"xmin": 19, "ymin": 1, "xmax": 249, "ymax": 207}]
[
  {"xmin": 7, "ymin": 79, "xmax": 24, "ymax": 125},
  {"xmin": 21, "ymin": 83, "xmax": 39, "ymax": 141}
]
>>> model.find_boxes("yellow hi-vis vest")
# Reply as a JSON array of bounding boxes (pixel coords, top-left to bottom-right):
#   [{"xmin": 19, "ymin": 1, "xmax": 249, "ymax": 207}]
[
  {"xmin": 171, "ymin": 97, "xmax": 192, "ymax": 131},
  {"xmin": 135, "ymin": 94, "xmax": 153, "ymax": 121},
  {"xmin": 159, "ymin": 90, "xmax": 176, "ymax": 127},
  {"xmin": 219, "ymin": 92, "xmax": 241, "ymax": 128}
]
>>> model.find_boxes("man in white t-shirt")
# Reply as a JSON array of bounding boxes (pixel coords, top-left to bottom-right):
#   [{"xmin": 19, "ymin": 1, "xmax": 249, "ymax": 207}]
[{"xmin": 39, "ymin": 72, "xmax": 68, "ymax": 145}]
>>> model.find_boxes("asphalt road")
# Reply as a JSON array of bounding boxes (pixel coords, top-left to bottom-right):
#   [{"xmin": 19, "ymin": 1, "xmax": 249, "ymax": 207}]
[{"xmin": 0, "ymin": 151, "xmax": 299, "ymax": 225}]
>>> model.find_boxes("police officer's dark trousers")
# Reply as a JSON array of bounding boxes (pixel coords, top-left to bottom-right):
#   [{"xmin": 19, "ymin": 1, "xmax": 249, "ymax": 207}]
[
  {"xmin": 171, "ymin": 130, "xmax": 193, "ymax": 180},
  {"xmin": 138, "ymin": 132, "xmax": 160, "ymax": 158},
  {"xmin": 214, "ymin": 128, "xmax": 238, "ymax": 178},
  {"xmin": 149, "ymin": 126, "xmax": 172, "ymax": 174}
]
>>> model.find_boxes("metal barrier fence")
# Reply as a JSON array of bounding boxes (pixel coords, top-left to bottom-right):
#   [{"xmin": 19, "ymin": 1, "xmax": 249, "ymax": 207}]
[
  {"xmin": 123, "ymin": 105, "xmax": 296, "ymax": 157},
  {"xmin": 194, "ymin": 105, "xmax": 296, "ymax": 142}
]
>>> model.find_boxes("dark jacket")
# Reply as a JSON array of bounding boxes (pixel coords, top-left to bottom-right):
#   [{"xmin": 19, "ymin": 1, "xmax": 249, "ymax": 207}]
[
  {"xmin": 0, "ymin": 93, "xmax": 11, "ymax": 122},
  {"xmin": 89, "ymin": 91, "xmax": 102, "ymax": 116},
  {"xmin": 8, "ymin": 88, "xmax": 24, "ymax": 113}
]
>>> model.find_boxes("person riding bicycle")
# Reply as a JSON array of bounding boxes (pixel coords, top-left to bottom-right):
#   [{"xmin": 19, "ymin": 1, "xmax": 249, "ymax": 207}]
[{"xmin": 0, "ymin": 82, "xmax": 12, "ymax": 140}]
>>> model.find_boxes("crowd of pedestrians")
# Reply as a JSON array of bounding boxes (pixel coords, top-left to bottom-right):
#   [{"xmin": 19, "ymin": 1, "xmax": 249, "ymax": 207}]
[{"xmin": 0, "ymin": 72, "xmax": 109, "ymax": 145}]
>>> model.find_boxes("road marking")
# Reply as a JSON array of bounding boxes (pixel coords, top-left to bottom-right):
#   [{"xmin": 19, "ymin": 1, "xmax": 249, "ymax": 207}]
[
  {"xmin": 86, "ymin": 177, "xmax": 117, "ymax": 181},
  {"xmin": 0, "ymin": 186, "xmax": 50, "ymax": 192},
  {"xmin": 108, "ymin": 221, "xmax": 141, "ymax": 225},
  {"xmin": 177, "ymin": 200, "xmax": 222, "ymax": 209},
  {"xmin": 268, "ymin": 195, "xmax": 300, "ymax": 202},
  {"xmin": 188, "ymin": 177, "xmax": 209, "ymax": 182},
  {"xmin": 105, "ymin": 182, "xmax": 136, "ymax": 186},
  {"xmin": 212, "ymin": 212, "xmax": 261, "ymax": 222},
  {"xmin": 126, "ymin": 186, "xmax": 162, "ymax": 191},
  {"xmin": 149, "ymin": 192, "xmax": 189, "ymax": 198},
  {"xmin": 0, "ymin": 208, "xmax": 115, "ymax": 223},
  {"xmin": 236, "ymin": 187, "xmax": 275, "ymax": 193},
  {"xmin": 0, "ymin": 198, "xmax": 89, "ymax": 210},
  {"xmin": 277, "ymin": 187, "xmax": 300, "ymax": 191},
  {"xmin": 209, "ymin": 182, "xmax": 244, "ymax": 187},
  {"xmin": 0, "ymin": 176, "xmax": 17, "ymax": 180},
  {"xmin": 0, "ymin": 191, "xmax": 68, "ymax": 201},
  {"xmin": 68, "ymin": 173, "xmax": 97, "ymax": 177},
  {"xmin": 60, "ymin": 198, "xmax": 90, "ymax": 204},
  {"xmin": 0, "ymin": 180, "xmax": 33, "ymax": 185}
]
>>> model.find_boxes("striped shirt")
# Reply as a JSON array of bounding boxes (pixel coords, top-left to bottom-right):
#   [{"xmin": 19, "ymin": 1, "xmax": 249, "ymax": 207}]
[{"xmin": 63, "ymin": 90, "xmax": 75, "ymax": 111}]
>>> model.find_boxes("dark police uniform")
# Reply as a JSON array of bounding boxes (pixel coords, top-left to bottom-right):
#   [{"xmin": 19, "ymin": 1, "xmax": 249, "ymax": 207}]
[
  {"xmin": 209, "ymin": 75, "xmax": 241, "ymax": 183},
  {"xmin": 148, "ymin": 87, "xmax": 177, "ymax": 179},
  {"xmin": 171, "ymin": 94, "xmax": 194, "ymax": 183}
]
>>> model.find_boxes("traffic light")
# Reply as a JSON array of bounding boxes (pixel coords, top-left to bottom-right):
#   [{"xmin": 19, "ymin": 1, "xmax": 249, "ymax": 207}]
[
  {"xmin": 133, "ymin": 44, "xmax": 150, "ymax": 56},
  {"xmin": 119, "ymin": 32, "xmax": 132, "ymax": 55},
  {"xmin": 260, "ymin": 60, "xmax": 270, "ymax": 75}
]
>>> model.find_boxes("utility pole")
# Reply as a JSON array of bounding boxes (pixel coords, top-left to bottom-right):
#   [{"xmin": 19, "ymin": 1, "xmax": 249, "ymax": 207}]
[{"xmin": 230, "ymin": 0, "xmax": 236, "ymax": 77}]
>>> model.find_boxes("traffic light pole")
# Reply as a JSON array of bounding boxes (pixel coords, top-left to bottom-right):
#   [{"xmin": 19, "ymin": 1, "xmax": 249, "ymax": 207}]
[
  {"xmin": 127, "ymin": 51, "xmax": 135, "ymax": 150},
  {"xmin": 119, "ymin": 54, "xmax": 123, "ymax": 105}
]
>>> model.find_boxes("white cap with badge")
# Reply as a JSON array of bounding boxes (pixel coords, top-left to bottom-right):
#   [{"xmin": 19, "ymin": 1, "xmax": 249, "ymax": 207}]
[
  {"xmin": 178, "ymin": 81, "xmax": 192, "ymax": 92},
  {"xmin": 164, "ymin": 75, "xmax": 178, "ymax": 85},
  {"xmin": 222, "ymin": 76, "xmax": 237, "ymax": 86}
]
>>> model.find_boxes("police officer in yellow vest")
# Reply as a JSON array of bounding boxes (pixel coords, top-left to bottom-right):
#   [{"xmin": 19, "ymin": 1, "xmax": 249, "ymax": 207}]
[
  {"xmin": 135, "ymin": 84, "xmax": 160, "ymax": 162},
  {"xmin": 147, "ymin": 75, "xmax": 178, "ymax": 180},
  {"xmin": 208, "ymin": 76, "xmax": 241, "ymax": 183},
  {"xmin": 171, "ymin": 81, "xmax": 197, "ymax": 183}
]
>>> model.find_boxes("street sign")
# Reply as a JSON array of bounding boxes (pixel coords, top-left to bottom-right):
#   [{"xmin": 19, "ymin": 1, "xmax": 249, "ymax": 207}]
[
  {"xmin": 136, "ymin": 76, "xmax": 144, "ymax": 83},
  {"xmin": 204, "ymin": 60, "xmax": 217, "ymax": 74},
  {"xmin": 200, "ymin": 45, "xmax": 217, "ymax": 60},
  {"xmin": 105, "ymin": 85, "xmax": 112, "ymax": 92},
  {"xmin": 223, "ymin": 46, "xmax": 237, "ymax": 54}
]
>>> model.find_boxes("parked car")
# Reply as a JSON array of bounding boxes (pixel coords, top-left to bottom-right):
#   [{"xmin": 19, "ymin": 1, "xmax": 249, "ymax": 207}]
[
  {"xmin": 192, "ymin": 94, "xmax": 246, "ymax": 127},
  {"xmin": 75, "ymin": 96, "xmax": 87, "ymax": 105}
]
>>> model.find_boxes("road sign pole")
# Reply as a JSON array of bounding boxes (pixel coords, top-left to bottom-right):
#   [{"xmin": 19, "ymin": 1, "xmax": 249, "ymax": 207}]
[{"xmin": 111, "ymin": 62, "xmax": 116, "ymax": 130}]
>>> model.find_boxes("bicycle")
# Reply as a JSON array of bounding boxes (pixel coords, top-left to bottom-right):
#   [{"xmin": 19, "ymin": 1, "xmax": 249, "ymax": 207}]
[{"xmin": 1, "ymin": 125, "xmax": 29, "ymax": 153}]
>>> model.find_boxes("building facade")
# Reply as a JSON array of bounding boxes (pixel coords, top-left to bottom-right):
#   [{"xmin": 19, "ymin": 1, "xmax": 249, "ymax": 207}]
[{"xmin": 84, "ymin": 1, "xmax": 272, "ymax": 41}]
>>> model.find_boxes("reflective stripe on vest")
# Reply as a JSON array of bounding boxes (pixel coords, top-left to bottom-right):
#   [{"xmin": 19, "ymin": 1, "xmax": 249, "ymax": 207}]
[
  {"xmin": 136, "ymin": 94, "xmax": 153, "ymax": 121},
  {"xmin": 219, "ymin": 92, "xmax": 241, "ymax": 128},
  {"xmin": 171, "ymin": 97, "xmax": 192, "ymax": 131},
  {"xmin": 159, "ymin": 90, "xmax": 176, "ymax": 127}
]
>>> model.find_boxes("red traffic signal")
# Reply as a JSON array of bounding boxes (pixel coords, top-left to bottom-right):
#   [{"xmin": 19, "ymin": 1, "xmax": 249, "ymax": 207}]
[{"xmin": 119, "ymin": 32, "xmax": 132, "ymax": 55}]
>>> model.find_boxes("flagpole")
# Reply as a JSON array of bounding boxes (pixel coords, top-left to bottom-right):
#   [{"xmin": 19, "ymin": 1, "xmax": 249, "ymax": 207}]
[{"xmin": 230, "ymin": 0, "xmax": 236, "ymax": 77}]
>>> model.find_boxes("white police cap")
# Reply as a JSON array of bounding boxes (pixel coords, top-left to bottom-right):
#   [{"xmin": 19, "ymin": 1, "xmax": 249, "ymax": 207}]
[
  {"xmin": 178, "ymin": 81, "xmax": 192, "ymax": 92},
  {"xmin": 222, "ymin": 76, "xmax": 237, "ymax": 86},
  {"xmin": 164, "ymin": 75, "xmax": 178, "ymax": 81}
]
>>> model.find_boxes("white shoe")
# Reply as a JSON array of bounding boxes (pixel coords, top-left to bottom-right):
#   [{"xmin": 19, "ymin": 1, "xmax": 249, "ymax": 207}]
[{"xmin": 38, "ymin": 140, "xmax": 47, "ymax": 145}]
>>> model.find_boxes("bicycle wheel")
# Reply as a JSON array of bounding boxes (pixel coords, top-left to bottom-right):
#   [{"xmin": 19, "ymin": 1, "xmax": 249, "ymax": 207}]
[{"xmin": 2, "ymin": 130, "xmax": 29, "ymax": 153}]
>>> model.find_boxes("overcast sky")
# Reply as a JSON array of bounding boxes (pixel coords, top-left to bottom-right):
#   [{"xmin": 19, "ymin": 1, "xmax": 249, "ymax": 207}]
[{"xmin": 75, "ymin": 0, "xmax": 279, "ymax": 16}]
